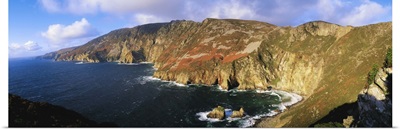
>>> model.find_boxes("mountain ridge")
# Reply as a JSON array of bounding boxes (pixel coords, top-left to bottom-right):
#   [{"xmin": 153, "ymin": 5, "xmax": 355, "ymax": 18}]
[{"xmin": 38, "ymin": 18, "xmax": 392, "ymax": 127}]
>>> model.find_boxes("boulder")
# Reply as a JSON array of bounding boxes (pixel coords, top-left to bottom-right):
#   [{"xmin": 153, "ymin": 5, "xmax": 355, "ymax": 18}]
[
  {"xmin": 207, "ymin": 106, "xmax": 225, "ymax": 120},
  {"xmin": 231, "ymin": 107, "xmax": 245, "ymax": 118},
  {"xmin": 342, "ymin": 116, "xmax": 354, "ymax": 128}
]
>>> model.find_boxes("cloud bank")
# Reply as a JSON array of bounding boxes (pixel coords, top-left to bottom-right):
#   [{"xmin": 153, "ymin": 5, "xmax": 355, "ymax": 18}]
[
  {"xmin": 38, "ymin": 0, "xmax": 391, "ymax": 26},
  {"xmin": 41, "ymin": 18, "xmax": 99, "ymax": 44},
  {"xmin": 9, "ymin": 41, "xmax": 42, "ymax": 51}
]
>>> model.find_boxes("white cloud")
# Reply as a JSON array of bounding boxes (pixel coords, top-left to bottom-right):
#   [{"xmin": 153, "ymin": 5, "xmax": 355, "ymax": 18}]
[
  {"xmin": 39, "ymin": 0, "xmax": 181, "ymax": 15},
  {"xmin": 317, "ymin": 0, "xmax": 344, "ymax": 20},
  {"xmin": 9, "ymin": 43, "xmax": 22, "ymax": 51},
  {"xmin": 39, "ymin": 0, "xmax": 61, "ymax": 13},
  {"xmin": 24, "ymin": 41, "xmax": 42, "ymax": 51},
  {"xmin": 134, "ymin": 14, "xmax": 165, "ymax": 25},
  {"xmin": 38, "ymin": 0, "xmax": 391, "ymax": 26},
  {"xmin": 208, "ymin": 0, "xmax": 256, "ymax": 19},
  {"xmin": 9, "ymin": 41, "xmax": 42, "ymax": 52},
  {"xmin": 339, "ymin": 0, "xmax": 391, "ymax": 26},
  {"xmin": 41, "ymin": 18, "xmax": 99, "ymax": 43}
]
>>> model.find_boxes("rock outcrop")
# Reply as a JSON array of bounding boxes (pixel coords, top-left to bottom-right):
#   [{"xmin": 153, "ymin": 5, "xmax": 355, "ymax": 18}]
[
  {"xmin": 39, "ymin": 18, "xmax": 392, "ymax": 127},
  {"xmin": 207, "ymin": 106, "xmax": 225, "ymax": 120},
  {"xmin": 230, "ymin": 108, "xmax": 245, "ymax": 118},
  {"xmin": 357, "ymin": 67, "xmax": 392, "ymax": 127}
]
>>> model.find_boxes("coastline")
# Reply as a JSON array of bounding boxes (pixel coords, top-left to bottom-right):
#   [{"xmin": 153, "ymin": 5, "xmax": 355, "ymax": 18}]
[
  {"xmin": 145, "ymin": 76, "xmax": 304, "ymax": 127},
  {"xmin": 254, "ymin": 95, "xmax": 306, "ymax": 127}
]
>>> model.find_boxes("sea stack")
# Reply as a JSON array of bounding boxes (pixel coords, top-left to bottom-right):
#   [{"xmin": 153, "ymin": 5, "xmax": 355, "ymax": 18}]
[
  {"xmin": 207, "ymin": 106, "xmax": 225, "ymax": 120},
  {"xmin": 231, "ymin": 107, "xmax": 245, "ymax": 118}
]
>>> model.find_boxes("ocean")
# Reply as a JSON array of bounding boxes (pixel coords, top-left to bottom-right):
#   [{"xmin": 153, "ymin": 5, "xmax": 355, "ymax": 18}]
[{"xmin": 8, "ymin": 57, "xmax": 300, "ymax": 127}]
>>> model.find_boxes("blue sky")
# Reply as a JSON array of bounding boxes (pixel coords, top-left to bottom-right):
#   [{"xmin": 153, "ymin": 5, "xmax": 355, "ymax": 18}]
[{"xmin": 8, "ymin": 0, "xmax": 392, "ymax": 58}]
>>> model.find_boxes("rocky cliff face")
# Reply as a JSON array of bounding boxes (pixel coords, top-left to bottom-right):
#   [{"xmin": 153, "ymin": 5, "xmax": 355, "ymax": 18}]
[
  {"xmin": 357, "ymin": 67, "xmax": 392, "ymax": 127},
  {"xmin": 40, "ymin": 18, "xmax": 392, "ymax": 127}
]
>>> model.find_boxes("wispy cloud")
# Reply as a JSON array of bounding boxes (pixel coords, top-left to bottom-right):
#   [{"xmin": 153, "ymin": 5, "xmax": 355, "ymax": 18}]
[
  {"xmin": 38, "ymin": 0, "xmax": 391, "ymax": 26},
  {"xmin": 339, "ymin": 0, "xmax": 391, "ymax": 26},
  {"xmin": 9, "ymin": 41, "xmax": 42, "ymax": 52},
  {"xmin": 41, "ymin": 18, "xmax": 99, "ymax": 44}
]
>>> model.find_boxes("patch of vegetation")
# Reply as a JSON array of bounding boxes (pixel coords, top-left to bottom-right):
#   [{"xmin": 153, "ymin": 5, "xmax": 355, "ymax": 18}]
[
  {"xmin": 314, "ymin": 122, "xmax": 344, "ymax": 128},
  {"xmin": 367, "ymin": 64, "xmax": 379, "ymax": 85},
  {"xmin": 384, "ymin": 48, "xmax": 392, "ymax": 68},
  {"xmin": 271, "ymin": 78, "xmax": 280, "ymax": 85}
]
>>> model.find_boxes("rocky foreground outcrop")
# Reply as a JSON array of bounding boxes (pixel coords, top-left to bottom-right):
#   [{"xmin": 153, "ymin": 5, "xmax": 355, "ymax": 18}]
[
  {"xmin": 39, "ymin": 18, "xmax": 392, "ymax": 127},
  {"xmin": 357, "ymin": 67, "xmax": 392, "ymax": 127},
  {"xmin": 9, "ymin": 94, "xmax": 117, "ymax": 127}
]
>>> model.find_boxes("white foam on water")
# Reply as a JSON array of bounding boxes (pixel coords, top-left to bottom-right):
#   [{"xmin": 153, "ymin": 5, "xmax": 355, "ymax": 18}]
[
  {"xmin": 135, "ymin": 76, "xmax": 159, "ymax": 85},
  {"xmin": 198, "ymin": 88, "xmax": 303, "ymax": 127},
  {"xmin": 237, "ymin": 110, "xmax": 281, "ymax": 128},
  {"xmin": 136, "ymin": 76, "xmax": 188, "ymax": 87},
  {"xmin": 217, "ymin": 85, "xmax": 228, "ymax": 92},
  {"xmin": 239, "ymin": 118, "xmax": 256, "ymax": 128},
  {"xmin": 195, "ymin": 111, "xmax": 224, "ymax": 123},
  {"xmin": 142, "ymin": 76, "xmax": 161, "ymax": 81},
  {"xmin": 139, "ymin": 62, "xmax": 153, "ymax": 64},
  {"xmin": 255, "ymin": 89, "xmax": 274, "ymax": 94},
  {"xmin": 274, "ymin": 90, "xmax": 303, "ymax": 107},
  {"xmin": 160, "ymin": 80, "xmax": 187, "ymax": 87},
  {"xmin": 117, "ymin": 63, "xmax": 140, "ymax": 65},
  {"xmin": 236, "ymin": 89, "xmax": 247, "ymax": 92}
]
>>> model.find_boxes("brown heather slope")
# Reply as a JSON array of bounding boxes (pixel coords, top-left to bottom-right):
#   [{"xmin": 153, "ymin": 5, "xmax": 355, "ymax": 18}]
[{"xmin": 39, "ymin": 18, "xmax": 392, "ymax": 127}]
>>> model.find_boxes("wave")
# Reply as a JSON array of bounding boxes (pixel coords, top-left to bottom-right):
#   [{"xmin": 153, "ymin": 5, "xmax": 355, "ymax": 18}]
[
  {"xmin": 75, "ymin": 61, "xmax": 89, "ymax": 64},
  {"xmin": 196, "ymin": 111, "xmax": 224, "ymax": 123},
  {"xmin": 195, "ymin": 108, "xmax": 282, "ymax": 128},
  {"xmin": 139, "ymin": 62, "xmax": 153, "ymax": 64},
  {"xmin": 237, "ymin": 110, "xmax": 280, "ymax": 128},
  {"xmin": 273, "ymin": 90, "xmax": 303, "ymax": 107},
  {"xmin": 136, "ymin": 76, "xmax": 187, "ymax": 87},
  {"xmin": 160, "ymin": 80, "xmax": 187, "ymax": 87},
  {"xmin": 217, "ymin": 87, "xmax": 302, "ymax": 108},
  {"xmin": 117, "ymin": 62, "xmax": 153, "ymax": 65},
  {"xmin": 217, "ymin": 85, "xmax": 228, "ymax": 92},
  {"xmin": 136, "ymin": 76, "xmax": 161, "ymax": 85},
  {"xmin": 117, "ymin": 63, "xmax": 140, "ymax": 65}
]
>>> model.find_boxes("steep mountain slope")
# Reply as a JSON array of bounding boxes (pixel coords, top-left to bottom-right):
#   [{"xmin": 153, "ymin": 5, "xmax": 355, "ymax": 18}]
[
  {"xmin": 256, "ymin": 22, "xmax": 391, "ymax": 127},
  {"xmin": 40, "ymin": 18, "xmax": 392, "ymax": 127}
]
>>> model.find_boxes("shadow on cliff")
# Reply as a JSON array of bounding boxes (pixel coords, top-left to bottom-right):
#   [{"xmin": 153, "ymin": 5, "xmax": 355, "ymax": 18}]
[
  {"xmin": 310, "ymin": 73, "xmax": 392, "ymax": 127},
  {"xmin": 309, "ymin": 102, "xmax": 359, "ymax": 127}
]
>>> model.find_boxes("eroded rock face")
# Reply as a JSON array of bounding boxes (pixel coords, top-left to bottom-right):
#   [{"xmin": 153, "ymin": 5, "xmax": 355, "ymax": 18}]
[{"xmin": 207, "ymin": 106, "xmax": 225, "ymax": 120}]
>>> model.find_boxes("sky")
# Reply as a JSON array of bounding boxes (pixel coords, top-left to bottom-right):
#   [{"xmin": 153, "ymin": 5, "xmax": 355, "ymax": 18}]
[{"xmin": 8, "ymin": 0, "xmax": 392, "ymax": 58}]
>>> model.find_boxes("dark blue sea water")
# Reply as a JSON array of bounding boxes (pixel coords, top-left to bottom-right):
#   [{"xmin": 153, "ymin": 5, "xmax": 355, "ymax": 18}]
[{"xmin": 9, "ymin": 58, "xmax": 287, "ymax": 127}]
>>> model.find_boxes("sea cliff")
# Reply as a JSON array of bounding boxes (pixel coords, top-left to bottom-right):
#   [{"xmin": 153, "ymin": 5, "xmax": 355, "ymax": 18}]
[{"xmin": 39, "ymin": 18, "xmax": 392, "ymax": 127}]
